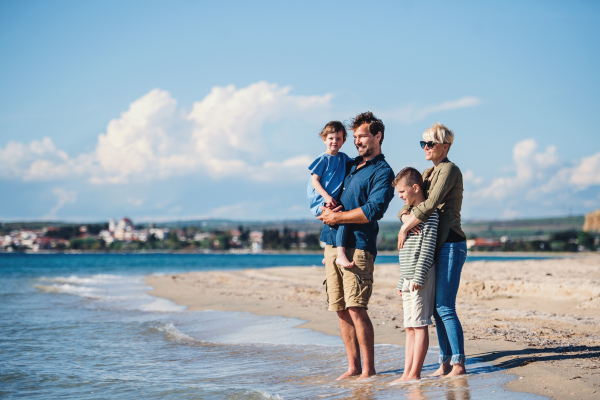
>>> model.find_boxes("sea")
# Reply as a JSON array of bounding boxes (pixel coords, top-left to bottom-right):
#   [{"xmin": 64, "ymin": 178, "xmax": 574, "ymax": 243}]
[{"xmin": 0, "ymin": 253, "xmax": 552, "ymax": 399}]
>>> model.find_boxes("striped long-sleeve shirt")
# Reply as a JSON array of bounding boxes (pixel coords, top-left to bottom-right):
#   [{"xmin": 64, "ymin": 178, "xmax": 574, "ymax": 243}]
[{"xmin": 397, "ymin": 209, "xmax": 439, "ymax": 289}]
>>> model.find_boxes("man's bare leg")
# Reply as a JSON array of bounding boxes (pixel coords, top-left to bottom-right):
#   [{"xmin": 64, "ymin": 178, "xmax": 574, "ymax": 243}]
[
  {"xmin": 336, "ymin": 310, "xmax": 361, "ymax": 380},
  {"xmin": 347, "ymin": 307, "xmax": 376, "ymax": 378},
  {"xmin": 335, "ymin": 246, "xmax": 355, "ymax": 268}
]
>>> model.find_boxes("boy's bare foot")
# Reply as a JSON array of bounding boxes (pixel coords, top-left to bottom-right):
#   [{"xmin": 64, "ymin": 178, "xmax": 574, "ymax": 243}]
[
  {"xmin": 445, "ymin": 363, "xmax": 467, "ymax": 377},
  {"xmin": 335, "ymin": 254, "xmax": 355, "ymax": 269},
  {"xmin": 430, "ymin": 364, "xmax": 451, "ymax": 377},
  {"xmin": 389, "ymin": 373, "xmax": 420, "ymax": 384},
  {"xmin": 336, "ymin": 368, "xmax": 361, "ymax": 380}
]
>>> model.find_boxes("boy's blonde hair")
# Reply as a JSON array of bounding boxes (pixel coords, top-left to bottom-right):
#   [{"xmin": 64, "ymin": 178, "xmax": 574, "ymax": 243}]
[
  {"xmin": 319, "ymin": 121, "xmax": 347, "ymax": 139},
  {"xmin": 423, "ymin": 123, "xmax": 454, "ymax": 146}
]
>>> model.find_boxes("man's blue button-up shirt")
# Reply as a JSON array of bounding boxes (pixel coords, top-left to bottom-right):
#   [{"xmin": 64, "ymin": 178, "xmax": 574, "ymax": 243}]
[{"xmin": 320, "ymin": 153, "xmax": 395, "ymax": 256}]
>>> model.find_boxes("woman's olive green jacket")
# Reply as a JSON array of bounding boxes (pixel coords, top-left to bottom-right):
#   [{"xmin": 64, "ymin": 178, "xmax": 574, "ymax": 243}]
[{"xmin": 399, "ymin": 158, "xmax": 465, "ymax": 253}]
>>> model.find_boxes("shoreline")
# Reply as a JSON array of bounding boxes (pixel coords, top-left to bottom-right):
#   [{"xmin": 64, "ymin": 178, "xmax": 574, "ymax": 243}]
[
  {"xmin": 146, "ymin": 255, "xmax": 600, "ymax": 399},
  {"xmin": 3, "ymin": 249, "xmax": 591, "ymax": 257}
]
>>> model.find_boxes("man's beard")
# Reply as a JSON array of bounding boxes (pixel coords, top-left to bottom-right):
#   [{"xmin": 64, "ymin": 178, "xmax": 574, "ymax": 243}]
[{"xmin": 357, "ymin": 145, "xmax": 373, "ymax": 158}]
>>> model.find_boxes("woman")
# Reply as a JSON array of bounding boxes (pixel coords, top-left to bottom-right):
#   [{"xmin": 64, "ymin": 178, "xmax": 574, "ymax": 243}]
[{"xmin": 398, "ymin": 122, "xmax": 467, "ymax": 377}]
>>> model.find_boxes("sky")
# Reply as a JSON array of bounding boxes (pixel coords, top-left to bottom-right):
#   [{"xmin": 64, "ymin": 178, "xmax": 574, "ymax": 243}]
[{"xmin": 1, "ymin": 0, "xmax": 599, "ymax": 223}]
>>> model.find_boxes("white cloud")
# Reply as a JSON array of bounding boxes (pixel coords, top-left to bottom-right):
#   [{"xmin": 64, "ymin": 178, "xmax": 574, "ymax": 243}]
[
  {"xmin": 569, "ymin": 152, "xmax": 600, "ymax": 190},
  {"xmin": 472, "ymin": 140, "xmax": 600, "ymax": 215},
  {"xmin": 463, "ymin": 169, "xmax": 483, "ymax": 185},
  {"xmin": 0, "ymin": 82, "xmax": 333, "ymax": 184},
  {"xmin": 473, "ymin": 139, "xmax": 561, "ymax": 201},
  {"xmin": 381, "ymin": 96, "xmax": 482, "ymax": 124},
  {"xmin": 45, "ymin": 188, "xmax": 77, "ymax": 219},
  {"xmin": 0, "ymin": 137, "xmax": 95, "ymax": 181}
]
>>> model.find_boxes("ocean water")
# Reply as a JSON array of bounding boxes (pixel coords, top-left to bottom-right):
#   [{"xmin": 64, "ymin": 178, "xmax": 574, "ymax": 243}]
[{"xmin": 0, "ymin": 253, "xmax": 551, "ymax": 399}]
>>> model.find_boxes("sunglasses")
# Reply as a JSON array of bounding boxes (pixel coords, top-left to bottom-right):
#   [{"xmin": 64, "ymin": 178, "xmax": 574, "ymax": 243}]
[{"xmin": 420, "ymin": 141, "xmax": 438, "ymax": 149}]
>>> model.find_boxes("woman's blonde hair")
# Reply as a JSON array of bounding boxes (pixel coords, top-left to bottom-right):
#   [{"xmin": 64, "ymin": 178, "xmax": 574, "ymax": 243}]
[{"xmin": 423, "ymin": 122, "xmax": 454, "ymax": 146}]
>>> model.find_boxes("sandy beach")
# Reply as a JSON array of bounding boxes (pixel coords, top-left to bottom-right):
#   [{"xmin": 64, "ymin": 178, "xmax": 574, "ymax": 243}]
[{"xmin": 147, "ymin": 254, "xmax": 600, "ymax": 399}]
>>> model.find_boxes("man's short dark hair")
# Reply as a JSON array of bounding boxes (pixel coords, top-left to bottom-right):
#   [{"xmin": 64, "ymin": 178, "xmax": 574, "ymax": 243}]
[
  {"xmin": 392, "ymin": 167, "xmax": 423, "ymax": 189},
  {"xmin": 348, "ymin": 111, "xmax": 385, "ymax": 145}
]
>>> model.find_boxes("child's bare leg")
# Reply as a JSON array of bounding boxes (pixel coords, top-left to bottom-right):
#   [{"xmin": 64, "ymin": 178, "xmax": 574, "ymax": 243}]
[
  {"xmin": 390, "ymin": 328, "xmax": 414, "ymax": 383},
  {"xmin": 335, "ymin": 246, "xmax": 355, "ymax": 268},
  {"xmin": 405, "ymin": 327, "xmax": 429, "ymax": 380}
]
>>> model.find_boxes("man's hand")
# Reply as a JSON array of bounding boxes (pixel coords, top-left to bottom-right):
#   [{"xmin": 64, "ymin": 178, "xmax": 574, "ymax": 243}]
[
  {"xmin": 318, "ymin": 206, "xmax": 343, "ymax": 226},
  {"xmin": 397, "ymin": 289, "xmax": 402, "ymax": 297},
  {"xmin": 398, "ymin": 226, "xmax": 408, "ymax": 249},
  {"xmin": 410, "ymin": 282, "xmax": 423, "ymax": 291}
]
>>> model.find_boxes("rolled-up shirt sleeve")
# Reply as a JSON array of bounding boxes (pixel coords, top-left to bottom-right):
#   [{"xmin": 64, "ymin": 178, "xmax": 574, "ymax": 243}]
[
  {"xmin": 360, "ymin": 169, "xmax": 395, "ymax": 222},
  {"xmin": 413, "ymin": 167, "xmax": 458, "ymax": 222}
]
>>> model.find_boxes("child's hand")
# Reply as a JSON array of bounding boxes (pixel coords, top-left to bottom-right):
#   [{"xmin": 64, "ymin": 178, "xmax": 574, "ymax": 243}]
[
  {"xmin": 397, "ymin": 289, "xmax": 402, "ymax": 297},
  {"xmin": 410, "ymin": 283, "xmax": 423, "ymax": 291},
  {"xmin": 324, "ymin": 196, "xmax": 337, "ymax": 207}
]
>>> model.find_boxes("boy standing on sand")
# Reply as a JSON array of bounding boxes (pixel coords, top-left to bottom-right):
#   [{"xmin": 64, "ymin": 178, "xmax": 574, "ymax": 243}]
[{"xmin": 391, "ymin": 167, "xmax": 439, "ymax": 383}]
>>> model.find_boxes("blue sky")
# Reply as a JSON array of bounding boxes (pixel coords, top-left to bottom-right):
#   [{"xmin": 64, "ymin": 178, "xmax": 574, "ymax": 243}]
[{"xmin": 1, "ymin": 0, "xmax": 599, "ymax": 222}]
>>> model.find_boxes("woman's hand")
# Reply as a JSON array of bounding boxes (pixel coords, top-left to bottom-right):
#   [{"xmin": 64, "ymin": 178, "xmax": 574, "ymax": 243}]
[
  {"xmin": 398, "ymin": 226, "xmax": 408, "ymax": 249},
  {"xmin": 400, "ymin": 212, "xmax": 421, "ymax": 236}
]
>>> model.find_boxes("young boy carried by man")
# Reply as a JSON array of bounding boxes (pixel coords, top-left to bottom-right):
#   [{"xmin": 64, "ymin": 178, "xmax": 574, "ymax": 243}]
[{"xmin": 391, "ymin": 167, "xmax": 439, "ymax": 383}]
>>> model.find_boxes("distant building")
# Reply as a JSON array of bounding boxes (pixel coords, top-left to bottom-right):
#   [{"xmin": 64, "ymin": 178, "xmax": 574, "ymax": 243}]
[
  {"xmin": 583, "ymin": 209, "xmax": 600, "ymax": 233},
  {"xmin": 250, "ymin": 231, "xmax": 263, "ymax": 253},
  {"xmin": 114, "ymin": 217, "xmax": 134, "ymax": 241}
]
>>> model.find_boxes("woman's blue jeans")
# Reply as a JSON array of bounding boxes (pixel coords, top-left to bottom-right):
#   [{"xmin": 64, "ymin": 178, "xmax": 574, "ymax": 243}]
[{"xmin": 433, "ymin": 240, "xmax": 467, "ymax": 365}]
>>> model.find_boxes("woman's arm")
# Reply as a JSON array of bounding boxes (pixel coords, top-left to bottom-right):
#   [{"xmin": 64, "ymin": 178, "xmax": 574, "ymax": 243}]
[
  {"xmin": 412, "ymin": 166, "xmax": 459, "ymax": 222},
  {"xmin": 311, "ymin": 174, "xmax": 335, "ymax": 206}
]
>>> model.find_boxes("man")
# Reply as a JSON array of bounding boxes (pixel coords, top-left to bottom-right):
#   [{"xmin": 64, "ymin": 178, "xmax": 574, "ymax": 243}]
[{"xmin": 318, "ymin": 111, "xmax": 395, "ymax": 380}]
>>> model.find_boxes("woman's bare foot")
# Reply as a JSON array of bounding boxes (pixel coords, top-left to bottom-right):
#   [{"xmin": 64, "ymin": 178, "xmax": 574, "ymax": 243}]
[
  {"xmin": 445, "ymin": 363, "xmax": 467, "ymax": 377},
  {"xmin": 336, "ymin": 368, "xmax": 361, "ymax": 380},
  {"xmin": 430, "ymin": 363, "xmax": 451, "ymax": 377}
]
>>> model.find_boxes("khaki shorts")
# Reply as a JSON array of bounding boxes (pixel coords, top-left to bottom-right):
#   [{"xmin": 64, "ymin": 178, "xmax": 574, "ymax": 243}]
[
  {"xmin": 402, "ymin": 266, "xmax": 436, "ymax": 328},
  {"xmin": 323, "ymin": 245, "xmax": 375, "ymax": 311}
]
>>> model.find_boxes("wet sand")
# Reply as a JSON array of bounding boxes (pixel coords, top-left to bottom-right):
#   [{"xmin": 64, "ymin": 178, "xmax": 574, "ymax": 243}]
[{"xmin": 146, "ymin": 254, "xmax": 600, "ymax": 399}]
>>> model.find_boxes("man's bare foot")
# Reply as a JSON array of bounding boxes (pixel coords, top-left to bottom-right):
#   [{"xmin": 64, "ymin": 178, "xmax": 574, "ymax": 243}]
[
  {"xmin": 445, "ymin": 363, "xmax": 467, "ymax": 377},
  {"xmin": 429, "ymin": 364, "xmax": 451, "ymax": 377},
  {"xmin": 336, "ymin": 369, "xmax": 361, "ymax": 380},
  {"xmin": 356, "ymin": 370, "xmax": 376, "ymax": 379},
  {"xmin": 335, "ymin": 254, "xmax": 355, "ymax": 269}
]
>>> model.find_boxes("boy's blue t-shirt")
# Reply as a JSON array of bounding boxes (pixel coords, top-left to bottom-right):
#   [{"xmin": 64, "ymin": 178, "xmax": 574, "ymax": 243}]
[{"xmin": 307, "ymin": 152, "xmax": 352, "ymax": 216}]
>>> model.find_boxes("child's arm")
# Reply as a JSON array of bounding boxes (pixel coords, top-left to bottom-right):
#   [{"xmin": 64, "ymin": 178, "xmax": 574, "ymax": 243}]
[
  {"xmin": 412, "ymin": 212, "xmax": 439, "ymax": 287},
  {"xmin": 311, "ymin": 174, "xmax": 337, "ymax": 207}
]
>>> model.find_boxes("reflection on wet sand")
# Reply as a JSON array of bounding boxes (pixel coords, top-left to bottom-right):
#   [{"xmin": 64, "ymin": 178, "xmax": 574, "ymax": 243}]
[
  {"xmin": 406, "ymin": 384, "xmax": 427, "ymax": 400},
  {"xmin": 444, "ymin": 376, "xmax": 471, "ymax": 400}
]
